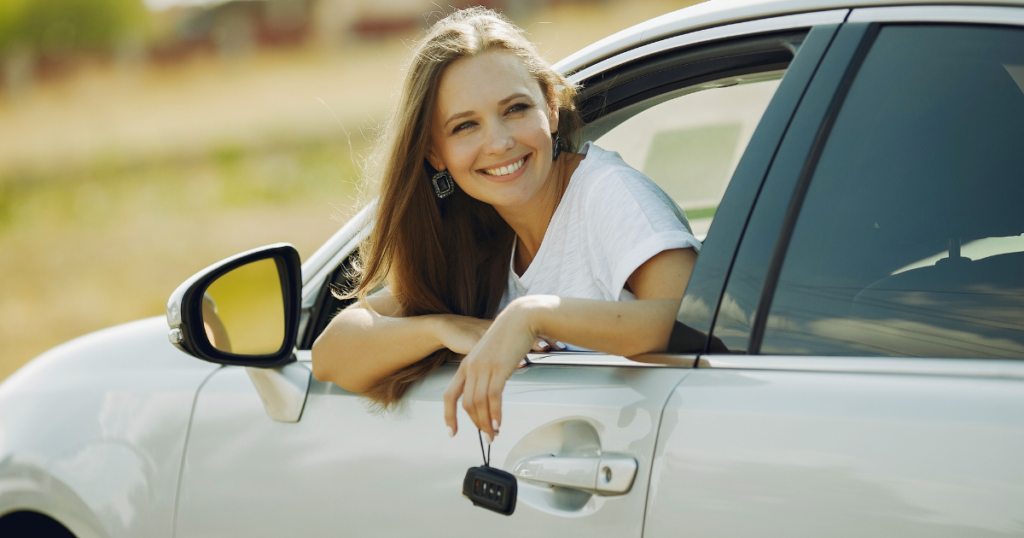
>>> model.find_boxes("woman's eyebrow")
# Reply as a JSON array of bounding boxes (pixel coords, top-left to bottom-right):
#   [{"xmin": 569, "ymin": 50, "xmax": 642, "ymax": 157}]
[
  {"xmin": 443, "ymin": 92, "xmax": 533, "ymax": 129},
  {"xmin": 498, "ymin": 92, "xmax": 530, "ymax": 105},
  {"xmin": 444, "ymin": 110, "xmax": 475, "ymax": 129}
]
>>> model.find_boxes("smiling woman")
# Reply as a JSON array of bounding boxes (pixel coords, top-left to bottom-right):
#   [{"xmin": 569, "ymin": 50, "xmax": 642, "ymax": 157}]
[
  {"xmin": 427, "ymin": 51, "xmax": 564, "ymax": 214},
  {"xmin": 310, "ymin": 7, "xmax": 700, "ymax": 441}
]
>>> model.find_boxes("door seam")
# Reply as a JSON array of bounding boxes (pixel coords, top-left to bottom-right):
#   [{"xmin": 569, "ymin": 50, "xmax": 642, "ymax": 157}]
[
  {"xmin": 638, "ymin": 368, "xmax": 695, "ymax": 538},
  {"xmin": 170, "ymin": 364, "xmax": 224, "ymax": 538}
]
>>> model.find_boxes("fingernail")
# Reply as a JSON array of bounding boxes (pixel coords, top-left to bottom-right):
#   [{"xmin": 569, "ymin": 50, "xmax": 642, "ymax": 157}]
[
  {"xmin": 492, "ymin": 419, "xmax": 499, "ymax": 431},
  {"xmin": 484, "ymin": 433, "xmax": 493, "ymax": 445},
  {"xmin": 446, "ymin": 426, "xmax": 454, "ymax": 438},
  {"xmin": 538, "ymin": 341, "xmax": 549, "ymax": 349},
  {"xmin": 556, "ymin": 341, "xmax": 567, "ymax": 350}
]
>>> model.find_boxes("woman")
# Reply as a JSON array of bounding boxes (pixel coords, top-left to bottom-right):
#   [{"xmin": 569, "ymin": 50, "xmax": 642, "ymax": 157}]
[{"xmin": 312, "ymin": 8, "xmax": 699, "ymax": 443}]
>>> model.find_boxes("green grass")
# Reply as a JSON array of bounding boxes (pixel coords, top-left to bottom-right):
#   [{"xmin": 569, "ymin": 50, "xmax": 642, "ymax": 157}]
[
  {"xmin": 0, "ymin": 139, "xmax": 365, "ymax": 382},
  {"xmin": 685, "ymin": 206, "xmax": 718, "ymax": 220},
  {"xmin": 643, "ymin": 123, "xmax": 741, "ymax": 205}
]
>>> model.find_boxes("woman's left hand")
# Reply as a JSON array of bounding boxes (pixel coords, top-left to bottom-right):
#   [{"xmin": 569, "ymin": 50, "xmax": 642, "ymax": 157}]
[{"xmin": 443, "ymin": 298, "xmax": 542, "ymax": 442}]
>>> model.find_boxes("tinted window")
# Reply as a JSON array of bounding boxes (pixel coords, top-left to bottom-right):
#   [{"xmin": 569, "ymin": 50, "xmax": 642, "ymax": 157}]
[{"xmin": 762, "ymin": 25, "xmax": 1024, "ymax": 358}]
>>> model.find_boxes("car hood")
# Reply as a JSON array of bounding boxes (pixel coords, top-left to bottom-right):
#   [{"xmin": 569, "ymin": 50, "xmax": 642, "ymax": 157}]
[{"xmin": 0, "ymin": 316, "xmax": 218, "ymax": 398}]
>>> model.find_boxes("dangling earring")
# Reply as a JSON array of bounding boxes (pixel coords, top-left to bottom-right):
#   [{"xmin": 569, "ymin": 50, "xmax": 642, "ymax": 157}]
[
  {"xmin": 551, "ymin": 133, "xmax": 562, "ymax": 161},
  {"xmin": 431, "ymin": 169, "xmax": 455, "ymax": 199}
]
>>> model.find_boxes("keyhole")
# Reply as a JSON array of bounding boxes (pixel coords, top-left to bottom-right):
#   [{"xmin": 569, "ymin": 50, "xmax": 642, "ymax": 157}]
[{"xmin": 601, "ymin": 466, "xmax": 612, "ymax": 483}]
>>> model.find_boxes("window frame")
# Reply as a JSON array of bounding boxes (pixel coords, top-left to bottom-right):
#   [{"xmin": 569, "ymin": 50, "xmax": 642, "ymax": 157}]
[{"xmin": 294, "ymin": 20, "xmax": 841, "ymax": 359}]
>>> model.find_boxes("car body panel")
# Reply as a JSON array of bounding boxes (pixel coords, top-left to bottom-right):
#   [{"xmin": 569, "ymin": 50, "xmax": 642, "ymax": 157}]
[
  {"xmin": 648, "ymin": 8, "xmax": 1024, "ymax": 536},
  {"xmin": 0, "ymin": 318, "xmax": 219, "ymax": 537},
  {"xmin": 645, "ymin": 366, "xmax": 1024, "ymax": 537},
  {"xmin": 174, "ymin": 356, "xmax": 690, "ymax": 537}
]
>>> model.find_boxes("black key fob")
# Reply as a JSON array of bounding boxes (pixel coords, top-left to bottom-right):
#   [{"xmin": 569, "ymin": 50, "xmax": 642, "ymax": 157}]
[{"xmin": 463, "ymin": 465, "xmax": 517, "ymax": 516}]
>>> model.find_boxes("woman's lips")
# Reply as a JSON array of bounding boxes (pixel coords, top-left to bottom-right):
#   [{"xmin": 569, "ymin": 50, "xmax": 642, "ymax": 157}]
[{"xmin": 479, "ymin": 153, "xmax": 530, "ymax": 182}]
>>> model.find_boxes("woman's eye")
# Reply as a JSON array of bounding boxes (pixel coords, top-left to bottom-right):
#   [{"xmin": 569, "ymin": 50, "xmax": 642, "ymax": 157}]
[
  {"xmin": 453, "ymin": 121, "xmax": 475, "ymax": 133},
  {"xmin": 507, "ymin": 103, "xmax": 531, "ymax": 114}
]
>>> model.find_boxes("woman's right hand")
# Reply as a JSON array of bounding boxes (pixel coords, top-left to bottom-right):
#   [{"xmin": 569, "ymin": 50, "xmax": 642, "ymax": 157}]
[{"xmin": 435, "ymin": 314, "xmax": 560, "ymax": 355}]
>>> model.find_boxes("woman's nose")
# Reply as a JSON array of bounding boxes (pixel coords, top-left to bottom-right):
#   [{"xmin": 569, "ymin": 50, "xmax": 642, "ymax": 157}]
[{"xmin": 482, "ymin": 120, "xmax": 515, "ymax": 154}]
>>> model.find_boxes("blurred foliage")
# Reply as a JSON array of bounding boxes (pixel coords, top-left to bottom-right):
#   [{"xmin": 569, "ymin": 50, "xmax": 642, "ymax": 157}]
[
  {"xmin": 0, "ymin": 0, "xmax": 147, "ymax": 57},
  {"xmin": 0, "ymin": 139, "xmax": 365, "ymax": 234},
  {"xmin": 0, "ymin": 138, "xmax": 364, "ymax": 382},
  {"xmin": 0, "ymin": 0, "xmax": 703, "ymax": 385}
]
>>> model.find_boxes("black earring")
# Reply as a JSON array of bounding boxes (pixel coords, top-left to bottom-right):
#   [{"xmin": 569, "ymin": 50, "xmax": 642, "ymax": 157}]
[
  {"xmin": 432, "ymin": 169, "xmax": 455, "ymax": 199},
  {"xmin": 551, "ymin": 133, "xmax": 562, "ymax": 161}
]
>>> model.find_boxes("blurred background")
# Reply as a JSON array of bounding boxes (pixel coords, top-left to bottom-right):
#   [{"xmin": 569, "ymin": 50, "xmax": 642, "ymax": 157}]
[{"xmin": 0, "ymin": 0, "xmax": 700, "ymax": 381}]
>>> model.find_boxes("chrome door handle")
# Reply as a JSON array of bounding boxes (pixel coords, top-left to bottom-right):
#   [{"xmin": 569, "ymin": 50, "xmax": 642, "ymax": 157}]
[{"xmin": 512, "ymin": 454, "xmax": 637, "ymax": 495}]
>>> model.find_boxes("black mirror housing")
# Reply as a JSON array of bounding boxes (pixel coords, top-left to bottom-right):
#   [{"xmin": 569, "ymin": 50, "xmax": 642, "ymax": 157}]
[{"xmin": 166, "ymin": 243, "xmax": 301, "ymax": 368}]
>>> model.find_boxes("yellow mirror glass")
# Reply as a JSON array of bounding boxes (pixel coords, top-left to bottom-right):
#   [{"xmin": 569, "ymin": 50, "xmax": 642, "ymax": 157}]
[{"xmin": 202, "ymin": 258, "xmax": 285, "ymax": 355}]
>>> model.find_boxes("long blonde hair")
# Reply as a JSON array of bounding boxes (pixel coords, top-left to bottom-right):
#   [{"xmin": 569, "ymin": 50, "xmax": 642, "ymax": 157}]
[{"xmin": 343, "ymin": 7, "xmax": 581, "ymax": 407}]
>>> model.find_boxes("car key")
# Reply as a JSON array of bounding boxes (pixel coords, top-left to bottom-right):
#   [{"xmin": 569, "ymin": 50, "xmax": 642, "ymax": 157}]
[{"xmin": 462, "ymin": 430, "xmax": 517, "ymax": 515}]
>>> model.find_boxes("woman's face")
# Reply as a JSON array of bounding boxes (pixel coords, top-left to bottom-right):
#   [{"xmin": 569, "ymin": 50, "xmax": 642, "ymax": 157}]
[{"xmin": 428, "ymin": 50, "xmax": 559, "ymax": 211}]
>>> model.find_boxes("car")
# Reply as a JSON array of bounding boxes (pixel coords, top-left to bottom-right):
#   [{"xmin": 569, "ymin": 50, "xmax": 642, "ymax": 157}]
[{"xmin": 3, "ymin": 0, "xmax": 1024, "ymax": 535}]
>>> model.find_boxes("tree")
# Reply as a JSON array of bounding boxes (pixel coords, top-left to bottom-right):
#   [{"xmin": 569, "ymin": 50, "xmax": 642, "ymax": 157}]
[{"xmin": 0, "ymin": 0, "xmax": 147, "ymax": 58}]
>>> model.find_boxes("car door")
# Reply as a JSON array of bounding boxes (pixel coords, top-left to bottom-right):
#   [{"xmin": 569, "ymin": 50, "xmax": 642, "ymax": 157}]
[
  {"xmin": 646, "ymin": 7, "xmax": 1024, "ymax": 537},
  {"xmin": 171, "ymin": 13, "xmax": 839, "ymax": 538}
]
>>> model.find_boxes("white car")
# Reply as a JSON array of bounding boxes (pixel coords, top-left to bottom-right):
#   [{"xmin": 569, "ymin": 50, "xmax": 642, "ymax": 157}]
[{"xmin": 3, "ymin": 0, "xmax": 1024, "ymax": 536}]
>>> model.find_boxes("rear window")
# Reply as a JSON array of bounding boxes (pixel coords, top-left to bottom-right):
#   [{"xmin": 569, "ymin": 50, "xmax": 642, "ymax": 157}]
[{"xmin": 762, "ymin": 24, "xmax": 1024, "ymax": 358}]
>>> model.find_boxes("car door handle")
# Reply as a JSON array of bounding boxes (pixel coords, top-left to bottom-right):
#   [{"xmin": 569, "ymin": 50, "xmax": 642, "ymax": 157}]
[{"xmin": 511, "ymin": 454, "xmax": 637, "ymax": 495}]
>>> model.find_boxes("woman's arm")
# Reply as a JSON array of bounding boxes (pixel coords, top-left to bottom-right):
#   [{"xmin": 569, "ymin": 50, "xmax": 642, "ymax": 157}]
[
  {"xmin": 443, "ymin": 247, "xmax": 697, "ymax": 439},
  {"xmin": 311, "ymin": 288, "xmax": 492, "ymax": 393}
]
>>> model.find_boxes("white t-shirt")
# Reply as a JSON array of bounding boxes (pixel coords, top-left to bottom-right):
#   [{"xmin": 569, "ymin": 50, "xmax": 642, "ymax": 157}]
[{"xmin": 499, "ymin": 142, "xmax": 701, "ymax": 312}]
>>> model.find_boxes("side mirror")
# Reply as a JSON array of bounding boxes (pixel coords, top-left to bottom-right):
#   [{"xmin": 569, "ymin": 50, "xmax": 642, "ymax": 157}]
[{"xmin": 166, "ymin": 243, "xmax": 301, "ymax": 368}]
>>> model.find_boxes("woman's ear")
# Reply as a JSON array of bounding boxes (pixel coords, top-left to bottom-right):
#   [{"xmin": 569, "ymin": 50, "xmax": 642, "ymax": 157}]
[
  {"xmin": 547, "ymin": 97, "xmax": 560, "ymax": 132},
  {"xmin": 425, "ymin": 143, "xmax": 445, "ymax": 172}
]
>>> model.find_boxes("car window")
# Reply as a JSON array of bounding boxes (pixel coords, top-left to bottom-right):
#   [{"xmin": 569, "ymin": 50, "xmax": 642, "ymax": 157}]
[
  {"xmin": 596, "ymin": 75, "xmax": 783, "ymax": 240},
  {"xmin": 761, "ymin": 24, "xmax": 1024, "ymax": 358},
  {"xmin": 303, "ymin": 48, "xmax": 798, "ymax": 350}
]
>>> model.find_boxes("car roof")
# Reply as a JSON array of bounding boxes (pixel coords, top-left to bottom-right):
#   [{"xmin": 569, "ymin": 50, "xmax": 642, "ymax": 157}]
[{"xmin": 554, "ymin": 0, "xmax": 1024, "ymax": 74}]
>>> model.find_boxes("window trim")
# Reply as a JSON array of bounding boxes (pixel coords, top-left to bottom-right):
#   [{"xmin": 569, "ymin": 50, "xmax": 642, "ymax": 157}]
[
  {"xmin": 847, "ymin": 5, "xmax": 1024, "ymax": 27},
  {"xmin": 567, "ymin": 10, "xmax": 849, "ymax": 84},
  {"xmin": 298, "ymin": 219, "xmax": 365, "ymax": 348},
  {"xmin": 747, "ymin": 22, "xmax": 880, "ymax": 354},
  {"xmin": 698, "ymin": 355, "xmax": 1024, "ymax": 380},
  {"xmin": 576, "ymin": 32, "xmax": 801, "ymax": 126},
  {"xmin": 709, "ymin": 22, "xmax": 874, "ymax": 354},
  {"xmin": 672, "ymin": 23, "xmax": 843, "ymax": 353}
]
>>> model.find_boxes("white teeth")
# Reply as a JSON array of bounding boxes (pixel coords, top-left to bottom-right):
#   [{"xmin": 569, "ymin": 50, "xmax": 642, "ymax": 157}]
[{"xmin": 484, "ymin": 157, "xmax": 525, "ymax": 176}]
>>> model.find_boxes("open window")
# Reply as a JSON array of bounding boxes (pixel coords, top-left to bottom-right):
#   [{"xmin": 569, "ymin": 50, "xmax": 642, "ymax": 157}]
[
  {"xmin": 592, "ymin": 73, "xmax": 782, "ymax": 240},
  {"xmin": 580, "ymin": 31, "xmax": 802, "ymax": 240},
  {"xmin": 298, "ymin": 31, "xmax": 808, "ymax": 350}
]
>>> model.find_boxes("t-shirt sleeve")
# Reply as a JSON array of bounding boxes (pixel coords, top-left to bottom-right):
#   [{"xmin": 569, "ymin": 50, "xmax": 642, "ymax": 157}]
[{"xmin": 584, "ymin": 164, "xmax": 702, "ymax": 301}]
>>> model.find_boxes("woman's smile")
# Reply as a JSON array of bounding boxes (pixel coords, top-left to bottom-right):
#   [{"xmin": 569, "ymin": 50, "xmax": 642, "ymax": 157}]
[{"xmin": 480, "ymin": 153, "xmax": 530, "ymax": 182}]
